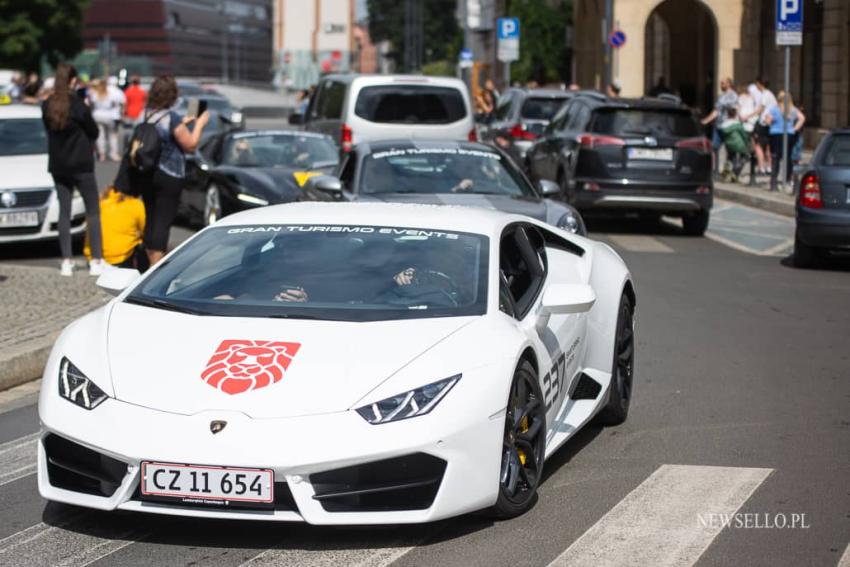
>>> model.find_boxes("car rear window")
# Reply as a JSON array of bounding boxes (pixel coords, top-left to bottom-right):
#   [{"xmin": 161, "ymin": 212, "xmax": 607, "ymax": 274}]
[
  {"xmin": 520, "ymin": 97, "xmax": 567, "ymax": 121},
  {"xmin": 354, "ymin": 85, "xmax": 467, "ymax": 124},
  {"xmin": 821, "ymin": 136, "xmax": 850, "ymax": 166},
  {"xmin": 591, "ymin": 108, "xmax": 699, "ymax": 138}
]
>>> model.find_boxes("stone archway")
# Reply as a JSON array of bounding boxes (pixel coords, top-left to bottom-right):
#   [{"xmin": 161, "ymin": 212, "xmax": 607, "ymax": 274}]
[{"xmin": 644, "ymin": 0, "xmax": 718, "ymax": 112}]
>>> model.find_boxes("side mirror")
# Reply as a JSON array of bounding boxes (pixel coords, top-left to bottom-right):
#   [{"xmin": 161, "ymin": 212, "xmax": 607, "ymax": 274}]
[
  {"xmin": 96, "ymin": 268, "xmax": 141, "ymax": 297},
  {"xmin": 538, "ymin": 179, "xmax": 560, "ymax": 197},
  {"xmin": 304, "ymin": 174, "xmax": 343, "ymax": 196},
  {"xmin": 288, "ymin": 113, "xmax": 304, "ymax": 126},
  {"xmin": 541, "ymin": 284, "xmax": 596, "ymax": 315}
]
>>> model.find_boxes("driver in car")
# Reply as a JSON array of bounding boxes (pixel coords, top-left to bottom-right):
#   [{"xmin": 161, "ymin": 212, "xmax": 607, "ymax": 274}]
[{"xmin": 273, "ymin": 267, "xmax": 417, "ymax": 302}]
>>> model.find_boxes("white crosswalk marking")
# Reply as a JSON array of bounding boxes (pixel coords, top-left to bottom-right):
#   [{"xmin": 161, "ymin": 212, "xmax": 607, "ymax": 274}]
[
  {"xmin": 838, "ymin": 541, "xmax": 850, "ymax": 567},
  {"xmin": 0, "ymin": 432, "xmax": 38, "ymax": 486},
  {"xmin": 547, "ymin": 464, "xmax": 772, "ymax": 567},
  {"xmin": 0, "ymin": 517, "xmax": 147, "ymax": 567},
  {"xmin": 607, "ymin": 235, "xmax": 674, "ymax": 253},
  {"xmin": 243, "ymin": 543, "xmax": 417, "ymax": 567}
]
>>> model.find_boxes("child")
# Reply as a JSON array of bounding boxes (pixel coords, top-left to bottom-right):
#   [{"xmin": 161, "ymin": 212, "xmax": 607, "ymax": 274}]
[
  {"xmin": 718, "ymin": 107, "xmax": 751, "ymax": 183},
  {"xmin": 84, "ymin": 177, "xmax": 148, "ymax": 272}
]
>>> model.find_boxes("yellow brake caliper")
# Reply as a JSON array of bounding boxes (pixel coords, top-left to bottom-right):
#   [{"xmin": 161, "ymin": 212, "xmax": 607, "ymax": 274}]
[{"xmin": 517, "ymin": 415, "xmax": 529, "ymax": 465}]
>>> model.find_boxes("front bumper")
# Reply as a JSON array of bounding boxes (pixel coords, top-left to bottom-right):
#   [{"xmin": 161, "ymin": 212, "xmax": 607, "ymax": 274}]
[
  {"xmin": 0, "ymin": 190, "xmax": 86, "ymax": 244},
  {"xmin": 572, "ymin": 178, "xmax": 713, "ymax": 214},
  {"xmin": 796, "ymin": 207, "xmax": 850, "ymax": 249},
  {"xmin": 38, "ymin": 393, "xmax": 503, "ymax": 524}
]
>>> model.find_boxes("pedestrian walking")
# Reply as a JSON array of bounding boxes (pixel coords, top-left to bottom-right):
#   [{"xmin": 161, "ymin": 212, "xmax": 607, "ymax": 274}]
[
  {"xmin": 123, "ymin": 75, "xmax": 146, "ymax": 126},
  {"xmin": 765, "ymin": 90, "xmax": 806, "ymax": 192},
  {"xmin": 700, "ymin": 77, "xmax": 738, "ymax": 170},
  {"xmin": 41, "ymin": 63, "xmax": 104, "ymax": 277},
  {"xmin": 751, "ymin": 77, "xmax": 777, "ymax": 175},
  {"xmin": 141, "ymin": 75, "xmax": 209, "ymax": 266},
  {"xmin": 88, "ymin": 79, "xmax": 123, "ymax": 161}
]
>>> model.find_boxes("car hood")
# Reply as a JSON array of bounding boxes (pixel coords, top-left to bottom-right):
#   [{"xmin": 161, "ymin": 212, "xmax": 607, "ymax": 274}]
[
  {"xmin": 355, "ymin": 192, "xmax": 550, "ymax": 220},
  {"xmin": 106, "ymin": 302, "xmax": 475, "ymax": 418},
  {"xmin": 218, "ymin": 164, "xmax": 335, "ymax": 203},
  {"xmin": 0, "ymin": 154, "xmax": 53, "ymax": 189}
]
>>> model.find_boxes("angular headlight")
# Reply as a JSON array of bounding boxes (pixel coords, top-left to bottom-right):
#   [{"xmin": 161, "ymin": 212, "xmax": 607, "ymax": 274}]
[
  {"xmin": 356, "ymin": 375, "xmax": 461, "ymax": 425},
  {"xmin": 58, "ymin": 358, "xmax": 108, "ymax": 410}
]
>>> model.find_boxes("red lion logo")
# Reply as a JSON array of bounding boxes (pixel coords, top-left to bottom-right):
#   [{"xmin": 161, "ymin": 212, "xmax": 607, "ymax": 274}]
[{"xmin": 201, "ymin": 340, "xmax": 301, "ymax": 395}]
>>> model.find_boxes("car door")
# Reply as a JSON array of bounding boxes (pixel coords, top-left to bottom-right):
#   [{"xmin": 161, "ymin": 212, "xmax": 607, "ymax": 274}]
[
  {"xmin": 499, "ymin": 224, "xmax": 588, "ymax": 429},
  {"xmin": 181, "ymin": 136, "xmax": 219, "ymax": 219},
  {"xmin": 531, "ymin": 101, "xmax": 572, "ymax": 182},
  {"xmin": 304, "ymin": 79, "xmax": 346, "ymax": 145},
  {"xmin": 558, "ymin": 102, "xmax": 592, "ymax": 197}
]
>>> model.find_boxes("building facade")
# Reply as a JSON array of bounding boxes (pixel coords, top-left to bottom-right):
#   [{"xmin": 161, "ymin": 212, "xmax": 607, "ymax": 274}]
[
  {"xmin": 272, "ymin": 0, "xmax": 356, "ymax": 91},
  {"xmin": 574, "ymin": 0, "xmax": 849, "ymax": 139},
  {"xmin": 82, "ymin": 0, "xmax": 273, "ymax": 83}
]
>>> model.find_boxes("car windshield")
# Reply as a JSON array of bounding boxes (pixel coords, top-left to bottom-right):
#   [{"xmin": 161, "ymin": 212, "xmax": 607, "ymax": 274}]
[
  {"xmin": 354, "ymin": 85, "xmax": 467, "ymax": 124},
  {"xmin": 821, "ymin": 135, "xmax": 850, "ymax": 166},
  {"xmin": 360, "ymin": 147, "xmax": 534, "ymax": 197},
  {"xmin": 521, "ymin": 97, "xmax": 567, "ymax": 121},
  {"xmin": 0, "ymin": 118, "xmax": 47, "ymax": 156},
  {"xmin": 591, "ymin": 109, "xmax": 699, "ymax": 137},
  {"xmin": 126, "ymin": 225, "xmax": 488, "ymax": 322},
  {"xmin": 222, "ymin": 134, "xmax": 338, "ymax": 168}
]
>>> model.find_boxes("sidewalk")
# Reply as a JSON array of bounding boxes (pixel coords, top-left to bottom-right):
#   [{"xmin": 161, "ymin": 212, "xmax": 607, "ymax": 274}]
[
  {"xmin": 0, "ymin": 264, "xmax": 109, "ymax": 391},
  {"xmin": 714, "ymin": 178, "xmax": 796, "ymax": 218}
]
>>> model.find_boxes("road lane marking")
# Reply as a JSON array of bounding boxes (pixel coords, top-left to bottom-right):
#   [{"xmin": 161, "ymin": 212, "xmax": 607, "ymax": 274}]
[
  {"xmin": 242, "ymin": 540, "xmax": 418, "ymax": 567},
  {"xmin": 0, "ymin": 432, "xmax": 38, "ymax": 486},
  {"xmin": 838, "ymin": 541, "xmax": 850, "ymax": 567},
  {"xmin": 547, "ymin": 464, "xmax": 773, "ymax": 567},
  {"xmin": 607, "ymin": 235, "xmax": 674, "ymax": 253},
  {"xmin": 0, "ymin": 517, "xmax": 147, "ymax": 567}
]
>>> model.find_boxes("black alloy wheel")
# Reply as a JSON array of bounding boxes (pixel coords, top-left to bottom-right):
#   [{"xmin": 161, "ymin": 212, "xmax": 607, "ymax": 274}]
[
  {"xmin": 491, "ymin": 360, "xmax": 546, "ymax": 518},
  {"xmin": 595, "ymin": 294, "xmax": 635, "ymax": 425},
  {"xmin": 682, "ymin": 209, "xmax": 710, "ymax": 236}
]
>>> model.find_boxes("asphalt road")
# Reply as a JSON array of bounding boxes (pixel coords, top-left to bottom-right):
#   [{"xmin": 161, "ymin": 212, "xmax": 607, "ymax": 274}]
[{"xmin": 1, "ymin": 217, "xmax": 848, "ymax": 566}]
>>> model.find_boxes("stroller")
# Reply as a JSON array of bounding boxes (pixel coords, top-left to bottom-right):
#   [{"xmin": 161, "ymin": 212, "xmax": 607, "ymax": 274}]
[{"xmin": 718, "ymin": 117, "xmax": 752, "ymax": 183}]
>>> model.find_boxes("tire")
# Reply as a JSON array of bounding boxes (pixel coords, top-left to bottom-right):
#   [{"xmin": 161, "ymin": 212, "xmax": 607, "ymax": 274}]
[
  {"xmin": 203, "ymin": 184, "xmax": 222, "ymax": 227},
  {"xmin": 594, "ymin": 294, "xmax": 634, "ymax": 426},
  {"xmin": 793, "ymin": 231, "xmax": 819, "ymax": 268},
  {"xmin": 490, "ymin": 360, "xmax": 546, "ymax": 519},
  {"xmin": 682, "ymin": 209, "xmax": 709, "ymax": 236}
]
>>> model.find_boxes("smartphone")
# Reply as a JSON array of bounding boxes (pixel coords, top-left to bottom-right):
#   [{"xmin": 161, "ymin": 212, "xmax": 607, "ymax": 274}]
[{"xmin": 186, "ymin": 98, "xmax": 208, "ymax": 118}]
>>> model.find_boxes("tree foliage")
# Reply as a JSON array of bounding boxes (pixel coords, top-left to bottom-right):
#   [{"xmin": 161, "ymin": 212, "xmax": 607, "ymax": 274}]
[
  {"xmin": 505, "ymin": 0, "xmax": 572, "ymax": 85},
  {"xmin": 0, "ymin": 0, "xmax": 90, "ymax": 72},
  {"xmin": 367, "ymin": 0, "xmax": 461, "ymax": 71}
]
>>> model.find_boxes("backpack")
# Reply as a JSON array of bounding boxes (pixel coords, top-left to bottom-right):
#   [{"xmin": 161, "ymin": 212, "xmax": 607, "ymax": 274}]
[{"xmin": 127, "ymin": 112, "xmax": 167, "ymax": 174}]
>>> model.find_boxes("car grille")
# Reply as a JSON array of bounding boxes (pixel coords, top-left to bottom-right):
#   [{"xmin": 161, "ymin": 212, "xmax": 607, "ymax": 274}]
[
  {"xmin": 310, "ymin": 453, "xmax": 447, "ymax": 512},
  {"xmin": 0, "ymin": 189, "xmax": 52, "ymax": 209},
  {"xmin": 43, "ymin": 434, "xmax": 129, "ymax": 498}
]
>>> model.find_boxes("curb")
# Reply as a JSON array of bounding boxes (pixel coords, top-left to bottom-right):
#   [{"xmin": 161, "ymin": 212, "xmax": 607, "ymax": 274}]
[
  {"xmin": 714, "ymin": 182, "xmax": 795, "ymax": 218},
  {"xmin": 0, "ymin": 333, "xmax": 56, "ymax": 393}
]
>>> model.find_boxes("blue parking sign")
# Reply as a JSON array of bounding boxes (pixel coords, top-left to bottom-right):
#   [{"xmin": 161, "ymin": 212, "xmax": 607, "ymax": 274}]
[
  {"xmin": 498, "ymin": 18, "xmax": 520, "ymax": 40},
  {"xmin": 776, "ymin": 0, "xmax": 803, "ymax": 45}
]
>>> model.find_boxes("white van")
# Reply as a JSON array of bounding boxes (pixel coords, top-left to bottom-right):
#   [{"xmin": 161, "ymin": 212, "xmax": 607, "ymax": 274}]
[{"xmin": 300, "ymin": 74, "xmax": 475, "ymax": 151}]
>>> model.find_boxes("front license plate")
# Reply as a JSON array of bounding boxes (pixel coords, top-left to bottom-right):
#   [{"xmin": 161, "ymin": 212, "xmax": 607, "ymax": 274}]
[
  {"xmin": 0, "ymin": 210, "xmax": 39, "ymax": 228},
  {"xmin": 141, "ymin": 462, "xmax": 274, "ymax": 507},
  {"xmin": 628, "ymin": 148, "xmax": 673, "ymax": 161}
]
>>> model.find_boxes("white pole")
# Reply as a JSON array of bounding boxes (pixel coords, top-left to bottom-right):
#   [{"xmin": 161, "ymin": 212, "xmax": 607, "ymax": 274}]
[{"xmin": 782, "ymin": 46, "xmax": 791, "ymax": 193}]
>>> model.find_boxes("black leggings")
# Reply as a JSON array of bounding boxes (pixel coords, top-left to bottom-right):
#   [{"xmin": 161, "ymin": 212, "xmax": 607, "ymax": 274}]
[
  {"xmin": 769, "ymin": 133, "xmax": 797, "ymax": 186},
  {"xmin": 142, "ymin": 170, "xmax": 183, "ymax": 252},
  {"xmin": 52, "ymin": 172, "xmax": 101, "ymax": 260}
]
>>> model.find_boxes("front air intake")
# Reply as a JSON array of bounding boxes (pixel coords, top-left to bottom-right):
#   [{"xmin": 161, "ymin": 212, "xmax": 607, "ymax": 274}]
[
  {"xmin": 44, "ymin": 434, "xmax": 128, "ymax": 497},
  {"xmin": 310, "ymin": 453, "xmax": 447, "ymax": 512}
]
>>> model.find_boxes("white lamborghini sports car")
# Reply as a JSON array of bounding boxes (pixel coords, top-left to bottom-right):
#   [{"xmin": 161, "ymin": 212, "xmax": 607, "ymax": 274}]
[{"xmin": 38, "ymin": 202, "xmax": 635, "ymax": 524}]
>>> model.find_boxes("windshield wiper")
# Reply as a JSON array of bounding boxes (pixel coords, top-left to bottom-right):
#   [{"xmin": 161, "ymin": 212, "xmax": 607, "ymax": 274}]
[{"xmin": 125, "ymin": 296, "xmax": 205, "ymax": 315}]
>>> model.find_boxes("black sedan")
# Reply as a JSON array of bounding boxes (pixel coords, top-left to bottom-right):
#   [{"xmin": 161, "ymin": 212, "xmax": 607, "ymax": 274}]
[
  {"xmin": 794, "ymin": 128, "xmax": 850, "ymax": 267},
  {"xmin": 180, "ymin": 130, "xmax": 339, "ymax": 226},
  {"xmin": 300, "ymin": 139, "xmax": 586, "ymax": 235}
]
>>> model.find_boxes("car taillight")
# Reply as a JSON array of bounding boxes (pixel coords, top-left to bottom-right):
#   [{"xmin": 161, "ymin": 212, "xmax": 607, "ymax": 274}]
[
  {"xmin": 509, "ymin": 123, "xmax": 536, "ymax": 141},
  {"xmin": 468, "ymin": 127, "xmax": 478, "ymax": 142},
  {"xmin": 675, "ymin": 137, "xmax": 712, "ymax": 153},
  {"xmin": 341, "ymin": 124, "xmax": 353, "ymax": 152},
  {"xmin": 578, "ymin": 134, "xmax": 625, "ymax": 149},
  {"xmin": 799, "ymin": 173, "xmax": 823, "ymax": 209}
]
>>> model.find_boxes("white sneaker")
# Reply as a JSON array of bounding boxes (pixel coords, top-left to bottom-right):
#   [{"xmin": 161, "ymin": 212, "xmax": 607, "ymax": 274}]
[
  {"xmin": 60, "ymin": 259, "xmax": 75, "ymax": 277},
  {"xmin": 89, "ymin": 259, "xmax": 105, "ymax": 277}
]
